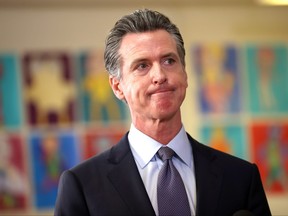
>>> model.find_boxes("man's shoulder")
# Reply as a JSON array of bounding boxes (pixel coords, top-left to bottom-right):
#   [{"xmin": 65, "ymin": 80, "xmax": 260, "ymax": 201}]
[
  {"xmin": 70, "ymin": 147, "xmax": 112, "ymax": 174},
  {"xmin": 187, "ymin": 133, "xmax": 254, "ymax": 169},
  {"xmin": 69, "ymin": 132, "xmax": 130, "ymax": 175}
]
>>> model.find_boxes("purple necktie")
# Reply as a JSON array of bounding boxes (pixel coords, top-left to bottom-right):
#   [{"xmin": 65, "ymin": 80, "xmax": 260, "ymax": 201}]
[{"xmin": 157, "ymin": 147, "xmax": 191, "ymax": 216}]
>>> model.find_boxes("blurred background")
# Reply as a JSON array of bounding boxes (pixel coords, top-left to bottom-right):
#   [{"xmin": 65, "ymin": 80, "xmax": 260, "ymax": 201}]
[{"xmin": 0, "ymin": 0, "xmax": 288, "ymax": 215}]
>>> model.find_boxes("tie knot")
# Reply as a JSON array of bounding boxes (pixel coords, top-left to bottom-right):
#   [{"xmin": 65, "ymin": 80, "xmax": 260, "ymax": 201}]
[{"xmin": 157, "ymin": 147, "xmax": 175, "ymax": 161}]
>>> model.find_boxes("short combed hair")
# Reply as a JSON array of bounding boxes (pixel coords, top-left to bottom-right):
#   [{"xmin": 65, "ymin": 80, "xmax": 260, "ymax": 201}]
[{"xmin": 104, "ymin": 9, "xmax": 186, "ymax": 79}]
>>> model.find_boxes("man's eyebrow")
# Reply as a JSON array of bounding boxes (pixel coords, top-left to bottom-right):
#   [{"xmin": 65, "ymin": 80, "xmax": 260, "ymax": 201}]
[
  {"xmin": 129, "ymin": 57, "xmax": 148, "ymax": 69},
  {"xmin": 129, "ymin": 52, "xmax": 179, "ymax": 68},
  {"xmin": 131, "ymin": 57, "xmax": 148, "ymax": 64},
  {"xmin": 161, "ymin": 52, "xmax": 179, "ymax": 59}
]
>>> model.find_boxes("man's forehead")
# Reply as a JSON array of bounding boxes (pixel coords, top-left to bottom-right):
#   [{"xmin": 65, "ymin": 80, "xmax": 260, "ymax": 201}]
[{"xmin": 119, "ymin": 30, "xmax": 178, "ymax": 59}]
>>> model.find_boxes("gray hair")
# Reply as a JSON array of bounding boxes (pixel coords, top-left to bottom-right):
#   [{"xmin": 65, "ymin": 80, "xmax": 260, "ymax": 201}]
[{"xmin": 104, "ymin": 9, "xmax": 186, "ymax": 80}]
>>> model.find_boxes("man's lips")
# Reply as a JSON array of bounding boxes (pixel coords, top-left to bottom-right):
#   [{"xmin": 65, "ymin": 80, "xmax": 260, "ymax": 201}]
[{"xmin": 149, "ymin": 87, "xmax": 175, "ymax": 95}]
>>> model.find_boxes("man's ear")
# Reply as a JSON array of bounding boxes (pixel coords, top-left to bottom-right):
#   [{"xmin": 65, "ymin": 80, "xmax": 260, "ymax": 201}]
[
  {"xmin": 184, "ymin": 70, "xmax": 188, "ymax": 89},
  {"xmin": 109, "ymin": 75, "xmax": 125, "ymax": 100}
]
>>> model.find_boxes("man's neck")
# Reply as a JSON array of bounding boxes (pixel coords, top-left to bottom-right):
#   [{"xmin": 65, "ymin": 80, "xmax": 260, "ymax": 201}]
[{"xmin": 132, "ymin": 116, "xmax": 182, "ymax": 145}]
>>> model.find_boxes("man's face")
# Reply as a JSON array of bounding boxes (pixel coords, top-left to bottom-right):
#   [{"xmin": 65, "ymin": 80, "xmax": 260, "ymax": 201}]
[{"xmin": 110, "ymin": 30, "xmax": 188, "ymax": 124}]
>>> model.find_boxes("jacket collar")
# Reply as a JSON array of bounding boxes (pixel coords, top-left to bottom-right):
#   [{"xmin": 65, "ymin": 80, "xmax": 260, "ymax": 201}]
[
  {"xmin": 187, "ymin": 134, "xmax": 223, "ymax": 216},
  {"xmin": 106, "ymin": 132, "xmax": 223, "ymax": 216},
  {"xmin": 107, "ymin": 133, "xmax": 156, "ymax": 216}
]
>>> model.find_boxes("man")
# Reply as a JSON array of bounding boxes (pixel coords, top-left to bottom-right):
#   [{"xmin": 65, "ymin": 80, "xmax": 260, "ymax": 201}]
[{"xmin": 55, "ymin": 9, "xmax": 271, "ymax": 216}]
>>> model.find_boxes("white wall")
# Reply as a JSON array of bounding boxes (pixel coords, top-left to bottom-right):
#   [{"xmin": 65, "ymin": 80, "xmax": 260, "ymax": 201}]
[{"xmin": 0, "ymin": 5, "xmax": 288, "ymax": 215}]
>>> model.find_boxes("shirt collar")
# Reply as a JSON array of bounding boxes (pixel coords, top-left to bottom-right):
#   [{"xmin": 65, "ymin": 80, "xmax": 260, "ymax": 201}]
[
  {"xmin": 128, "ymin": 124, "xmax": 192, "ymax": 169},
  {"xmin": 167, "ymin": 126, "xmax": 192, "ymax": 167}
]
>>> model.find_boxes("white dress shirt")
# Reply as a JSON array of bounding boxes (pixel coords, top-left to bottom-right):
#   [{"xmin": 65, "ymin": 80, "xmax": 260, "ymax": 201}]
[{"xmin": 128, "ymin": 124, "xmax": 196, "ymax": 215}]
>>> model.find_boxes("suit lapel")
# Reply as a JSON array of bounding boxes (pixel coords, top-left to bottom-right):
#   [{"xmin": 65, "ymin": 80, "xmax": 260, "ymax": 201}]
[
  {"xmin": 188, "ymin": 135, "xmax": 223, "ymax": 216},
  {"xmin": 106, "ymin": 132, "xmax": 223, "ymax": 216},
  {"xmin": 107, "ymin": 134, "xmax": 156, "ymax": 216}
]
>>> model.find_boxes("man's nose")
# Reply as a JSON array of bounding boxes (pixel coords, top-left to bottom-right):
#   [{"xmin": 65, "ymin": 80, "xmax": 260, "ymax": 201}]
[{"xmin": 151, "ymin": 64, "xmax": 167, "ymax": 85}]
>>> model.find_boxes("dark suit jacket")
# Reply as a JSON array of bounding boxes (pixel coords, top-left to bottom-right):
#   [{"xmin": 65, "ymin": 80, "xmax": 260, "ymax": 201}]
[{"xmin": 54, "ymin": 132, "xmax": 271, "ymax": 216}]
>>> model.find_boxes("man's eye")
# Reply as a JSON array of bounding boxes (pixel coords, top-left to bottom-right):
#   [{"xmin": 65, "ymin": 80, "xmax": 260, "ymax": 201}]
[
  {"xmin": 137, "ymin": 63, "xmax": 149, "ymax": 70},
  {"xmin": 164, "ymin": 58, "xmax": 176, "ymax": 65}
]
